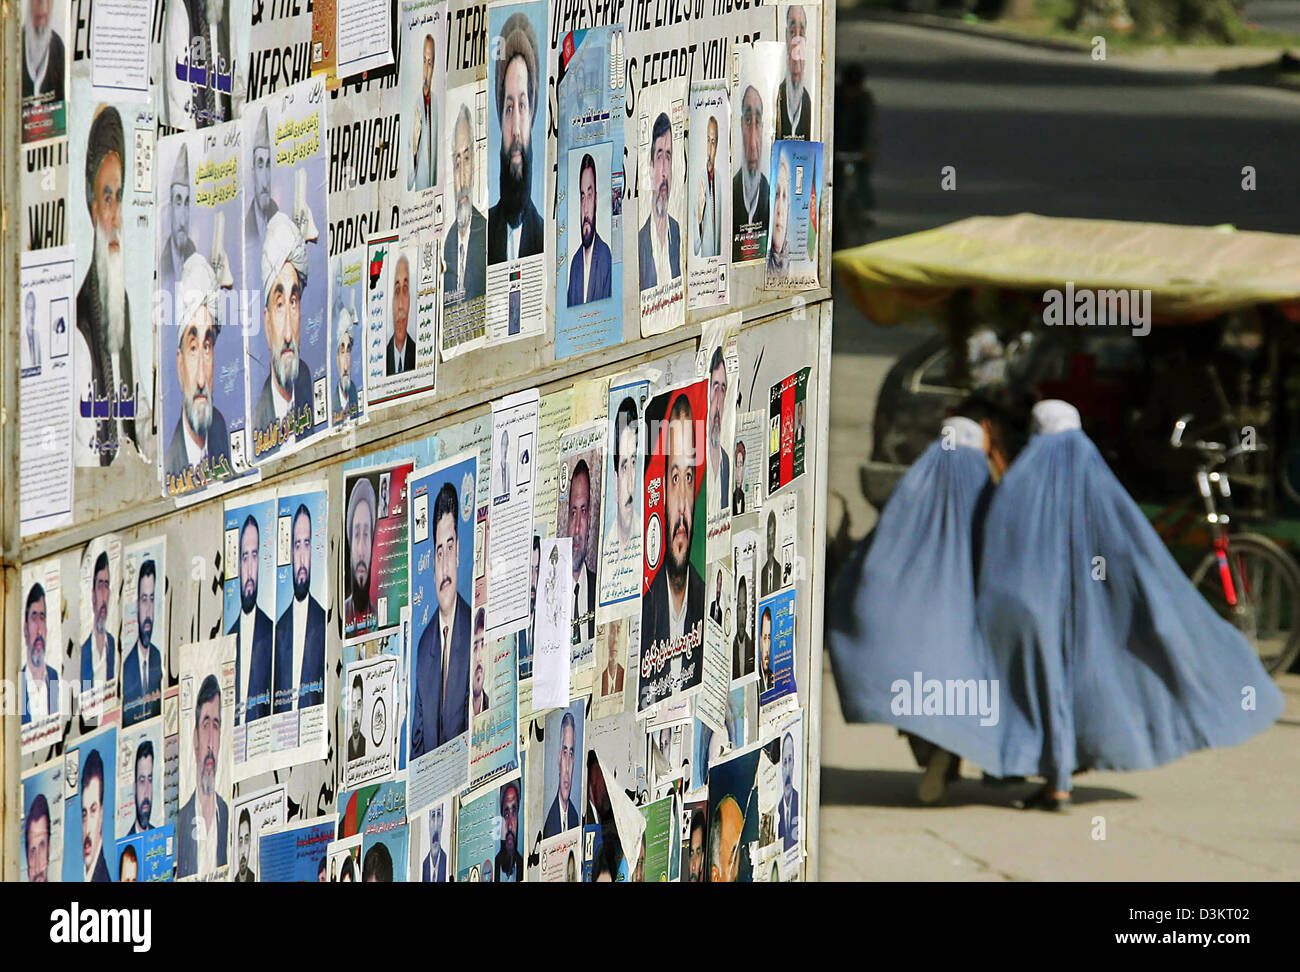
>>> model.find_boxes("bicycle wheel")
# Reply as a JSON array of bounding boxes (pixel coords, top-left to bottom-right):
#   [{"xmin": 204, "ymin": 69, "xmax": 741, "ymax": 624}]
[{"xmin": 1190, "ymin": 533, "xmax": 1300, "ymax": 676}]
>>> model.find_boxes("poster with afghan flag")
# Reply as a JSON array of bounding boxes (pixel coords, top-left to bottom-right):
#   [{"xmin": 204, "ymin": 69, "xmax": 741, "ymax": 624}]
[
  {"xmin": 639, "ymin": 380, "xmax": 708, "ymax": 712},
  {"xmin": 767, "ymin": 367, "xmax": 809, "ymax": 495}
]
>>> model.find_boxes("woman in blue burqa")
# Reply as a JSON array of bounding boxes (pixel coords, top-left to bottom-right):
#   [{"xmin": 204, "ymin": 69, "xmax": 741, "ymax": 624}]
[
  {"xmin": 978, "ymin": 400, "xmax": 1284, "ymax": 811},
  {"xmin": 829, "ymin": 398, "xmax": 1021, "ymax": 804}
]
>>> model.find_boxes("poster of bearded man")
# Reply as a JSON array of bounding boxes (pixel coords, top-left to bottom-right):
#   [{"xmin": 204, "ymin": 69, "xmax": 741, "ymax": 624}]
[
  {"xmin": 485, "ymin": 1, "xmax": 550, "ymax": 346},
  {"xmin": 242, "ymin": 77, "xmax": 330, "ymax": 463},
  {"xmin": 68, "ymin": 86, "xmax": 156, "ymax": 468},
  {"xmin": 157, "ymin": 123, "xmax": 252, "ymax": 499}
]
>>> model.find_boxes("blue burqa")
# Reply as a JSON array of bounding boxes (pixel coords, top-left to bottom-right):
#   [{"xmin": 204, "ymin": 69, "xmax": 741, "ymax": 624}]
[
  {"xmin": 829, "ymin": 418, "xmax": 1007, "ymax": 774},
  {"xmin": 977, "ymin": 400, "xmax": 1284, "ymax": 791}
]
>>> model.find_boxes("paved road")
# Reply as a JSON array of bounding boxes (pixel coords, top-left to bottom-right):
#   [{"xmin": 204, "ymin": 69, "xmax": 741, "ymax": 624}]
[
  {"xmin": 1244, "ymin": 0, "xmax": 1300, "ymax": 34},
  {"xmin": 821, "ymin": 22, "xmax": 1300, "ymax": 880}
]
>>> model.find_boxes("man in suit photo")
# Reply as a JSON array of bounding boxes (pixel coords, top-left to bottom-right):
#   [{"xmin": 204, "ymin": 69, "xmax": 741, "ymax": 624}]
[
  {"xmin": 445, "ymin": 103, "xmax": 487, "ymax": 302},
  {"xmin": 165, "ymin": 255, "xmax": 232, "ymax": 491},
  {"xmin": 421, "ymin": 804, "xmax": 448, "ymax": 881},
  {"xmin": 20, "ymin": 581, "xmax": 58, "ymax": 726},
  {"xmin": 274, "ymin": 504, "xmax": 326, "ymax": 713},
  {"xmin": 81, "ymin": 550, "xmax": 116, "ymax": 692},
  {"xmin": 732, "ymin": 441, "xmax": 747, "ymax": 515},
  {"xmin": 779, "ymin": 730, "xmax": 801, "ymax": 850},
  {"xmin": 495, "ymin": 781, "xmax": 523, "ymax": 881},
  {"xmin": 126, "ymin": 741, "xmax": 154, "ymax": 835},
  {"xmin": 760, "ymin": 606, "xmax": 775, "ymax": 693},
  {"xmin": 565, "ymin": 458, "xmax": 598, "ymax": 644},
  {"xmin": 347, "ymin": 673, "xmax": 366, "ymax": 761},
  {"xmin": 732, "ymin": 575, "xmax": 754, "ymax": 680},
  {"xmin": 638, "ymin": 112, "xmax": 682, "ymax": 290},
  {"xmin": 761, "ymin": 510, "xmax": 782, "ymax": 597},
  {"xmin": 472, "ymin": 608, "xmax": 490, "ymax": 717},
  {"xmin": 80, "ymin": 747, "xmax": 112, "ymax": 882},
  {"xmin": 600, "ymin": 623, "xmax": 625, "ymax": 697},
  {"xmin": 733, "ymin": 85, "xmax": 770, "ymax": 241},
  {"xmin": 122, "ymin": 558, "xmax": 163, "ymax": 725},
  {"xmin": 411, "ymin": 482, "xmax": 472, "ymax": 756},
  {"xmin": 641, "ymin": 392, "xmax": 705, "ymax": 701},
  {"xmin": 776, "ymin": 5, "xmax": 812, "ymax": 141},
  {"xmin": 385, "ymin": 253, "xmax": 416, "ymax": 375},
  {"xmin": 543, "ymin": 709, "xmax": 580, "ymax": 837},
  {"xmin": 254, "ymin": 212, "xmax": 314, "ymax": 453},
  {"xmin": 233, "ymin": 808, "xmax": 256, "ymax": 882},
  {"xmin": 230, "ymin": 515, "xmax": 273, "ymax": 725},
  {"xmin": 408, "ymin": 34, "xmax": 438, "ymax": 192},
  {"xmin": 710, "ymin": 568, "xmax": 725, "ymax": 626},
  {"xmin": 694, "ymin": 116, "xmax": 722, "ymax": 259},
  {"xmin": 567, "ymin": 152, "xmax": 612, "ymax": 306},
  {"xmin": 487, "ymin": 12, "xmax": 544, "ymax": 264},
  {"xmin": 177, "ymin": 674, "xmax": 228, "ymax": 878},
  {"xmin": 707, "ymin": 346, "xmax": 730, "ymax": 512}
]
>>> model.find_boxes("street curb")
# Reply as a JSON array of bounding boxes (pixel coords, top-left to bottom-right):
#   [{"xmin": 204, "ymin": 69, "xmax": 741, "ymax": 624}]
[{"xmin": 842, "ymin": 5, "xmax": 1300, "ymax": 92}]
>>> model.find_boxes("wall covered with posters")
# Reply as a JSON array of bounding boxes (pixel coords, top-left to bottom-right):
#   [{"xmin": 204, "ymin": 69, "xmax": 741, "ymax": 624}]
[{"xmin": 4, "ymin": 0, "xmax": 835, "ymax": 883}]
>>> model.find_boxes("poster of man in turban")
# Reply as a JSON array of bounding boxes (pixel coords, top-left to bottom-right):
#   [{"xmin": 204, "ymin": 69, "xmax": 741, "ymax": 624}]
[
  {"xmin": 157, "ymin": 122, "xmax": 250, "ymax": 498},
  {"xmin": 69, "ymin": 86, "xmax": 155, "ymax": 468},
  {"xmin": 485, "ymin": 2, "xmax": 549, "ymax": 344},
  {"xmin": 242, "ymin": 76, "xmax": 330, "ymax": 464},
  {"xmin": 21, "ymin": 0, "xmax": 67, "ymax": 143}
]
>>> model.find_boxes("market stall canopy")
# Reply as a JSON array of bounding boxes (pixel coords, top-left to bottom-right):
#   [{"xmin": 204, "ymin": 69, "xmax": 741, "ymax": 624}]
[{"xmin": 833, "ymin": 213, "xmax": 1300, "ymax": 325}]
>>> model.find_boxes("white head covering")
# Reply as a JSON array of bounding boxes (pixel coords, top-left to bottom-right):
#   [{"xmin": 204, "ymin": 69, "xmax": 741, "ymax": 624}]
[
  {"xmin": 336, "ymin": 306, "xmax": 356, "ymax": 347},
  {"xmin": 941, "ymin": 416, "xmax": 985, "ymax": 452},
  {"xmin": 261, "ymin": 211, "xmax": 308, "ymax": 307},
  {"xmin": 176, "ymin": 253, "xmax": 220, "ymax": 346},
  {"xmin": 172, "ymin": 143, "xmax": 191, "ymax": 189},
  {"xmin": 1031, "ymin": 399, "xmax": 1082, "ymax": 436},
  {"xmin": 252, "ymin": 106, "xmax": 272, "ymax": 155}
]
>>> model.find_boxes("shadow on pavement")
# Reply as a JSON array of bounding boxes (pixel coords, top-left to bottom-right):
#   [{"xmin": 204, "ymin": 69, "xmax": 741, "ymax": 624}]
[{"xmin": 820, "ymin": 765, "xmax": 1139, "ymax": 809}]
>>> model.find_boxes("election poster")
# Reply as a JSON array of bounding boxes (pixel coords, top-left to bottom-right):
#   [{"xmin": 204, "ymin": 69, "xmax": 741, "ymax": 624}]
[
  {"xmin": 638, "ymin": 381, "xmax": 707, "ymax": 712},
  {"xmin": 764, "ymin": 140, "xmax": 823, "ymax": 291},
  {"xmin": 271, "ymin": 481, "xmax": 331, "ymax": 766},
  {"xmin": 343, "ymin": 459, "xmax": 415, "ymax": 642},
  {"xmin": 21, "ymin": 758, "xmax": 64, "ymax": 882},
  {"xmin": 157, "ymin": 121, "xmax": 252, "ymax": 499},
  {"xmin": 636, "ymin": 78, "xmax": 687, "ymax": 337},
  {"xmin": 68, "ymin": 86, "xmax": 156, "ymax": 468},
  {"xmin": 485, "ymin": 0, "xmax": 549, "ymax": 346},
  {"xmin": 687, "ymin": 81, "xmax": 731, "ymax": 309},
  {"xmin": 243, "ymin": 76, "xmax": 330, "ymax": 462},
  {"xmin": 406, "ymin": 452, "xmax": 477, "ymax": 813},
  {"xmin": 555, "ymin": 23, "xmax": 625, "ymax": 359},
  {"xmin": 20, "ymin": 558, "xmax": 65, "ymax": 755},
  {"xmin": 223, "ymin": 488, "xmax": 278, "ymax": 775}
]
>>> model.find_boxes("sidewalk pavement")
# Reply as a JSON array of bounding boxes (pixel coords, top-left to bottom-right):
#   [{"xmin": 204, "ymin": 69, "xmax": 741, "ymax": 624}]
[
  {"xmin": 818, "ymin": 655, "xmax": 1300, "ymax": 881},
  {"xmin": 842, "ymin": 4, "xmax": 1300, "ymax": 86}
]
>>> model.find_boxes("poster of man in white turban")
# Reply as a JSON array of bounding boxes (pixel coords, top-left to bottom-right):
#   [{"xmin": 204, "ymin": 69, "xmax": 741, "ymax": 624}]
[
  {"xmin": 242, "ymin": 76, "xmax": 330, "ymax": 464},
  {"xmin": 157, "ymin": 121, "xmax": 250, "ymax": 498}
]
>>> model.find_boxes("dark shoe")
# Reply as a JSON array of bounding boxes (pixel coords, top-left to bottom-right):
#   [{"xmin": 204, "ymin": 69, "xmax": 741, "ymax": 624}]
[
  {"xmin": 981, "ymin": 773, "xmax": 1027, "ymax": 788},
  {"xmin": 1014, "ymin": 787, "xmax": 1072, "ymax": 813}
]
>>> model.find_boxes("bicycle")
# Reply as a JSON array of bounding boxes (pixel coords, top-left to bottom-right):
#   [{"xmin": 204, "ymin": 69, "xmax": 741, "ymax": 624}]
[{"xmin": 1171, "ymin": 414, "xmax": 1300, "ymax": 675}]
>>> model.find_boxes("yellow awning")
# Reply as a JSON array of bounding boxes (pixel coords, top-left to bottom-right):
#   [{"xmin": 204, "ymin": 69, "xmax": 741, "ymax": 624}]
[{"xmin": 833, "ymin": 213, "xmax": 1300, "ymax": 325}]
